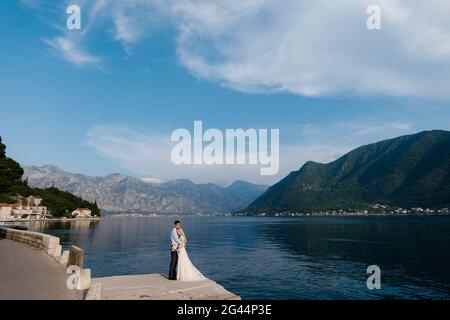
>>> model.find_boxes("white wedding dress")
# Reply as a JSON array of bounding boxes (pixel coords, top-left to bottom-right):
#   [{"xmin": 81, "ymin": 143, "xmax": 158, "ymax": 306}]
[{"xmin": 176, "ymin": 235, "xmax": 206, "ymax": 281}]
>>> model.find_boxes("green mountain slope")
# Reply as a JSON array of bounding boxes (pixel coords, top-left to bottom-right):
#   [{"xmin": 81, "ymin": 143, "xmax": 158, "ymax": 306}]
[
  {"xmin": 244, "ymin": 130, "xmax": 450, "ymax": 213},
  {"xmin": 0, "ymin": 137, "xmax": 100, "ymax": 217}
]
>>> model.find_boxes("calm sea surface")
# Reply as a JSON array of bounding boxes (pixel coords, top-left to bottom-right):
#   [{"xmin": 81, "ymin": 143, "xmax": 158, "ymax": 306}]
[{"xmin": 25, "ymin": 216, "xmax": 450, "ymax": 299}]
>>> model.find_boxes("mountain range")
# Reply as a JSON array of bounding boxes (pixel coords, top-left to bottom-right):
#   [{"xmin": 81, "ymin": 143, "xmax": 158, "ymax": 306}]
[
  {"xmin": 244, "ymin": 130, "xmax": 450, "ymax": 214},
  {"xmin": 22, "ymin": 130, "xmax": 450, "ymax": 216},
  {"xmin": 23, "ymin": 165, "xmax": 267, "ymax": 214},
  {"xmin": 0, "ymin": 137, "xmax": 99, "ymax": 217}
]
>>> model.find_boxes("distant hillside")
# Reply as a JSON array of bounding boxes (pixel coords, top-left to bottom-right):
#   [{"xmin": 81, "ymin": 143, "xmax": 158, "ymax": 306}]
[
  {"xmin": 24, "ymin": 165, "xmax": 268, "ymax": 214},
  {"xmin": 244, "ymin": 130, "xmax": 450, "ymax": 214},
  {"xmin": 0, "ymin": 137, "xmax": 99, "ymax": 217}
]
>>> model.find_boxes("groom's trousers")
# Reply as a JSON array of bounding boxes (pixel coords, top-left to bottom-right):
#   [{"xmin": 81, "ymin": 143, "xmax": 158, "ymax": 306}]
[{"xmin": 169, "ymin": 249, "xmax": 178, "ymax": 280}]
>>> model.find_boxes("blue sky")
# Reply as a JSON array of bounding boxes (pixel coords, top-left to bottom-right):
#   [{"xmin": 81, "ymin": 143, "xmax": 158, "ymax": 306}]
[{"xmin": 1, "ymin": 1, "xmax": 450, "ymax": 185}]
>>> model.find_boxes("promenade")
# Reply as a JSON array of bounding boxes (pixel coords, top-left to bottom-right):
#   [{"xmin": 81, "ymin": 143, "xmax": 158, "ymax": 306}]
[{"xmin": 0, "ymin": 239, "xmax": 83, "ymax": 300}]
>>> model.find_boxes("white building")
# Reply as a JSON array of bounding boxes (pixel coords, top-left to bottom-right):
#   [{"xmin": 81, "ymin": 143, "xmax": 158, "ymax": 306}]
[
  {"xmin": 0, "ymin": 204, "xmax": 13, "ymax": 220},
  {"xmin": 72, "ymin": 208, "xmax": 92, "ymax": 218},
  {"xmin": 26, "ymin": 196, "xmax": 43, "ymax": 206},
  {"xmin": 10, "ymin": 204, "xmax": 50, "ymax": 220},
  {"xmin": 0, "ymin": 196, "xmax": 50, "ymax": 221}
]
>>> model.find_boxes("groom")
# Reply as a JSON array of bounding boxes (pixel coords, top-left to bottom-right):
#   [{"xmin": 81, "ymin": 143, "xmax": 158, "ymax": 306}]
[{"xmin": 169, "ymin": 220, "xmax": 182, "ymax": 280}]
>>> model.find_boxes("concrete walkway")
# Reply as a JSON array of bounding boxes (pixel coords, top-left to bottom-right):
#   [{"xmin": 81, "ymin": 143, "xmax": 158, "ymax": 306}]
[
  {"xmin": 92, "ymin": 274, "xmax": 240, "ymax": 300},
  {"xmin": 0, "ymin": 239, "xmax": 83, "ymax": 300}
]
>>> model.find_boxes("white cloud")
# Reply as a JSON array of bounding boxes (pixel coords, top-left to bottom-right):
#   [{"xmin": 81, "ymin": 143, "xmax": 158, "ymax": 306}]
[
  {"xmin": 291, "ymin": 120, "xmax": 413, "ymax": 149},
  {"xmin": 43, "ymin": 36, "xmax": 102, "ymax": 67},
  {"xmin": 85, "ymin": 120, "xmax": 412, "ymax": 184},
  {"xmin": 390, "ymin": 122, "xmax": 411, "ymax": 130},
  {"xmin": 85, "ymin": 124, "xmax": 281, "ymax": 184},
  {"xmin": 20, "ymin": 0, "xmax": 42, "ymax": 9},
  {"xmin": 111, "ymin": 1, "xmax": 166, "ymax": 45},
  {"xmin": 29, "ymin": 0, "xmax": 450, "ymax": 97},
  {"xmin": 141, "ymin": 177, "xmax": 163, "ymax": 184},
  {"xmin": 172, "ymin": 0, "xmax": 450, "ymax": 99},
  {"xmin": 36, "ymin": 0, "xmax": 166, "ymax": 66},
  {"xmin": 85, "ymin": 125, "xmax": 170, "ymax": 178}
]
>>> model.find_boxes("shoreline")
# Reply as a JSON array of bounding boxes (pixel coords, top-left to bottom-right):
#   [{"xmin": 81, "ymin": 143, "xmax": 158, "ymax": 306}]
[
  {"xmin": 2, "ymin": 213, "xmax": 449, "ymax": 223},
  {"xmin": 101, "ymin": 213, "xmax": 450, "ymax": 217},
  {"xmin": 240, "ymin": 212, "xmax": 450, "ymax": 217},
  {"xmin": 0, "ymin": 217, "xmax": 102, "ymax": 223}
]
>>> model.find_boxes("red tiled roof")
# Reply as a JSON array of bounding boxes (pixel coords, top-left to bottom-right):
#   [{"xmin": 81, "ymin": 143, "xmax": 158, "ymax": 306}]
[{"xmin": 0, "ymin": 203, "xmax": 13, "ymax": 207}]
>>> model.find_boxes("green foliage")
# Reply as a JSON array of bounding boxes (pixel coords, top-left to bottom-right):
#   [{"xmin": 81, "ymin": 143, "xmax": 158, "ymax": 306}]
[
  {"xmin": 0, "ymin": 136, "xmax": 100, "ymax": 217},
  {"xmin": 0, "ymin": 137, "xmax": 5, "ymax": 158},
  {"xmin": 34, "ymin": 187, "xmax": 100, "ymax": 217},
  {"xmin": 245, "ymin": 130, "xmax": 450, "ymax": 214},
  {"xmin": 0, "ymin": 136, "xmax": 25, "ymax": 193}
]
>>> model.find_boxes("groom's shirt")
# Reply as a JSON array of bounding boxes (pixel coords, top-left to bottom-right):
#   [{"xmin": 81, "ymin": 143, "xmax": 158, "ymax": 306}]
[{"xmin": 170, "ymin": 228, "xmax": 182, "ymax": 247}]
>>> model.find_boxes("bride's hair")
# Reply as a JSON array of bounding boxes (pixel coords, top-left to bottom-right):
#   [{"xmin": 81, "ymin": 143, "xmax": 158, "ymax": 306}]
[{"xmin": 178, "ymin": 228, "xmax": 187, "ymax": 242}]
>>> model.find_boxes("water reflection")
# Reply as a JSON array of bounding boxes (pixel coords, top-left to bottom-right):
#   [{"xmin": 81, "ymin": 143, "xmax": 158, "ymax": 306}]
[
  {"xmin": 28, "ymin": 219, "xmax": 99, "ymax": 232},
  {"xmin": 257, "ymin": 216, "xmax": 450, "ymax": 298}
]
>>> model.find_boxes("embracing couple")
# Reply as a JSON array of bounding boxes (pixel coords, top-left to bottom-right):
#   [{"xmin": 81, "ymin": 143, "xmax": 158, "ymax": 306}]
[{"xmin": 169, "ymin": 220, "xmax": 206, "ymax": 281}]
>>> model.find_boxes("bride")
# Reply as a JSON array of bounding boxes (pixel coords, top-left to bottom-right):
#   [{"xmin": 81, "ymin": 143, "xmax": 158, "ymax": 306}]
[{"xmin": 176, "ymin": 228, "xmax": 206, "ymax": 281}]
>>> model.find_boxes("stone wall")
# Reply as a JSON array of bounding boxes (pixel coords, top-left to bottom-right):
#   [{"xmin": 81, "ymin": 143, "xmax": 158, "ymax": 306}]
[
  {"xmin": 0, "ymin": 227, "xmax": 92, "ymax": 292},
  {"xmin": 68, "ymin": 246, "xmax": 84, "ymax": 268},
  {"xmin": 0, "ymin": 227, "xmax": 62, "ymax": 257}
]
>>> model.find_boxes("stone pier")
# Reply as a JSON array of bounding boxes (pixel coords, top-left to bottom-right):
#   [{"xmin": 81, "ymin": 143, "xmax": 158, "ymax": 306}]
[{"xmin": 89, "ymin": 274, "xmax": 240, "ymax": 300}]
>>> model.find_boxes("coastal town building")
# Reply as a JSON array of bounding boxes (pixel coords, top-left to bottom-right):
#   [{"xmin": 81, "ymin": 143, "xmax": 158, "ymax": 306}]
[
  {"xmin": 72, "ymin": 208, "xmax": 92, "ymax": 218},
  {"xmin": 11, "ymin": 203, "xmax": 50, "ymax": 220},
  {"xmin": 0, "ymin": 196, "xmax": 50, "ymax": 221},
  {"xmin": 0, "ymin": 204, "xmax": 13, "ymax": 220},
  {"xmin": 26, "ymin": 195, "xmax": 43, "ymax": 206}
]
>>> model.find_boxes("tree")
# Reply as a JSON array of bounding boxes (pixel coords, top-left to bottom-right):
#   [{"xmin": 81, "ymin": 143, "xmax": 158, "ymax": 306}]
[
  {"xmin": 0, "ymin": 137, "xmax": 6, "ymax": 158},
  {"xmin": 0, "ymin": 136, "xmax": 24, "ymax": 193},
  {"xmin": 0, "ymin": 136, "xmax": 101, "ymax": 216}
]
